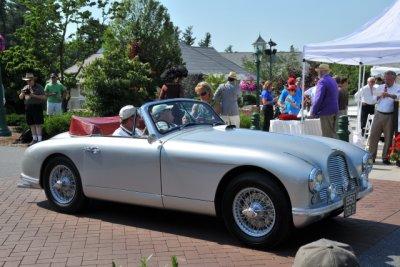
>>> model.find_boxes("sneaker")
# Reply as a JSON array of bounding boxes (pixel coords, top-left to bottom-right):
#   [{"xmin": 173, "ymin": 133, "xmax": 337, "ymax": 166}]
[{"xmin": 382, "ymin": 159, "xmax": 391, "ymax": 165}]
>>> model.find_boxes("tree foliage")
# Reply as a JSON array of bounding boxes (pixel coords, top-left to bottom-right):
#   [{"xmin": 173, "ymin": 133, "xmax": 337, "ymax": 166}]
[
  {"xmin": 0, "ymin": 0, "xmax": 110, "ymax": 113},
  {"xmin": 224, "ymin": 45, "xmax": 233, "ymax": 53},
  {"xmin": 181, "ymin": 26, "xmax": 195, "ymax": 46},
  {"xmin": 198, "ymin": 32, "xmax": 211, "ymax": 47},
  {"xmin": 105, "ymin": 0, "xmax": 182, "ymax": 86},
  {"xmin": 81, "ymin": 50, "xmax": 152, "ymax": 116}
]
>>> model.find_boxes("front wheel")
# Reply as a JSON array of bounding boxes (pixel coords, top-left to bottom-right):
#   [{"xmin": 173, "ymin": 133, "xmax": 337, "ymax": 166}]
[
  {"xmin": 221, "ymin": 172, "xmax": 292, "ymax": 247},
  {"xmin": 43, "ymin": 156, "xmax": 87, "ymax": 213}
]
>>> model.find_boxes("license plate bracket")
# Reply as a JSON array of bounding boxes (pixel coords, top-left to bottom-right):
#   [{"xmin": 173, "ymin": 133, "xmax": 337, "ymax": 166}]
[{"xmin": 343, "ymin": 192, "xmax": 357, "ymax": 218}]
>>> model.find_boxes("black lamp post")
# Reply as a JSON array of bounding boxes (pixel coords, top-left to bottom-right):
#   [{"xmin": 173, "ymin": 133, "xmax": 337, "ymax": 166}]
[
  {"xmin": 250, "ymin": 35, "xmax": 267, "ymax": 130},
  {"xmin": 0, "ymin": 34, "xmax": 11, "ymax": 137},
  {"xmin": 265, "ymin": 39, "xmax": 277, "ymax": 82}
]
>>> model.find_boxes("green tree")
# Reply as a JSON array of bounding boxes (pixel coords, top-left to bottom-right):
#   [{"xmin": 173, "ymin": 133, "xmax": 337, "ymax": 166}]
[
  {"xmin": 81, "ymin": 49, "xmax": 152, "ymax": 116},
  {"xmin": 181, "ymin": 26, "xmax": 195, "ymax": 46},
  {"xmin": 198, "ymin": 32, "xmax": 211, "ymax": 47},
  {"xmin": 106, "ymin": 0, "xmax": 182, "ymax": 90},
  {"xmin": 224, "ymin": 45, "xmax": 233, "ymax": 53}
]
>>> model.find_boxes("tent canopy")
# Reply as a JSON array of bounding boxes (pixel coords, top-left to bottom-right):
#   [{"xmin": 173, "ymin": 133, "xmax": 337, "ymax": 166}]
[{"xmin": 304, "ymin": 0, "xmax": 400, "ymax": 65}]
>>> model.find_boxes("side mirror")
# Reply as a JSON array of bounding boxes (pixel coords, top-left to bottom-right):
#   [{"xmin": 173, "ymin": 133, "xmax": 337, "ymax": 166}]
[{"xmin": 147, "ymin": 134, "xmax": 157, "ymax": 144}]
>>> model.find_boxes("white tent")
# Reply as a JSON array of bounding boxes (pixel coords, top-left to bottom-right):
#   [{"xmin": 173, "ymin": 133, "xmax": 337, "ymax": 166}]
[
  {"xmin": 371, "ymin": 66, "xmax": 400, "ymax": 76},
  {"xmin": 303, "ymin": 0, "xmax": 400, "ymax": 65},
  {"xmin": 301, "ymin": 0, "xmax": 400, "ymax": 145}
]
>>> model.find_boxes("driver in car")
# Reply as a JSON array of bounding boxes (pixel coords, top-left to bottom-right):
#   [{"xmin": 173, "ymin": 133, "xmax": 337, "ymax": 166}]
[{"xmin": 113, "ymin": 105, "xmax": 144, "ymax": 137}]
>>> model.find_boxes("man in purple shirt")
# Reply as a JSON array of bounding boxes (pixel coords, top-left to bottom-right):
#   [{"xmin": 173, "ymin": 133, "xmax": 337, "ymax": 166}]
[{"xmin": 311, "ymin": 64, "xmax": 339, "ymax": 138}]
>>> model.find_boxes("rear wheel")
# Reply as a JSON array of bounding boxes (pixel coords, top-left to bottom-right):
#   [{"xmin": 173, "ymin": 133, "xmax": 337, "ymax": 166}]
[
  {"xmin": 221, "ymin": 172, "xmax": 292, "ymax": 247},
  {"xmin": 43, "ymin": 156, "xmax": 87, "ymax": 213}
]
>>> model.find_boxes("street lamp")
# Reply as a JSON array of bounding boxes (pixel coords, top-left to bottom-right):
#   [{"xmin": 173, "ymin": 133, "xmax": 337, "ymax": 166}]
[
  {"xmin": 250, "ymin": 35, "xmax": 267, "ymax": 130},
  {"xmin": 0, "ymin": 34, "xmax": 11, "ymax": 137},
  {"xmin": 265, "ymin": 39, "xmax": 277, "ymax": 81}
]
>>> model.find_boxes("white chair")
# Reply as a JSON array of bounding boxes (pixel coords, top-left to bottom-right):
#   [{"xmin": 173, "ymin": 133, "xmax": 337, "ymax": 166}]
[{"xmin": 364, "ymin": 114, "xmax": 374, "ymax": 149}]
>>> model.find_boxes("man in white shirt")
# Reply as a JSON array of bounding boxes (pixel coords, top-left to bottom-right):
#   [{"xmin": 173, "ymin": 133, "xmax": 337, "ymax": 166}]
[
  {"xmin": 113, "ymin": 105, "xmax": 143, "ymax": 137},
  {"xmin": 355, "ymin": 77, "xmax": 377, "ymax": 136},
  {"xmin": 368, "ymin": 71, "xmax": 400, "ymax": 164}
]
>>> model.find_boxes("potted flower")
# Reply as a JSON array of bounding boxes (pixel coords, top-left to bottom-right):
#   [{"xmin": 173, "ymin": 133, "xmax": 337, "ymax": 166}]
[
  {"xmin": 240, "ymin": 76, "xmax": 257, "ymax": 105},
  {"xmin": 388, "ymin": 134, "xmax": 400, "ymax": 167}
]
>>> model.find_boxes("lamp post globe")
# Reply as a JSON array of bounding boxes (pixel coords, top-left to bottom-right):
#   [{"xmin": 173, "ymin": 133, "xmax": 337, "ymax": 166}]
[
  {"xmin": 0, "ymin": 34, "xmax": 11, "ymax": 137},
  {"xmin": 250, "ymin": 35, "xmax": 267, "ymax": 130}
]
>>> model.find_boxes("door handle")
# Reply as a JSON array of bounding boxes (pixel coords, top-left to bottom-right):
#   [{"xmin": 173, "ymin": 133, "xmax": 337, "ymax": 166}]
[{"xmin": 83, "ymin": 146, "xmax": 100, "ymax": 154}]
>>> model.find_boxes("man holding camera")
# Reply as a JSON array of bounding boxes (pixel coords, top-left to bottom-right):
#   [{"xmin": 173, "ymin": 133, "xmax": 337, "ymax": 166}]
[{"xmin": 19, "ymin": 73, "xmax": 46, "ymax": 145}]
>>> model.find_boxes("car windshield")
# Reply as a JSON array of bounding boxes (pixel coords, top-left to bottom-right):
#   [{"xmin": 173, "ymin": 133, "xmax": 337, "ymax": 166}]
[{"xmin": 149, "ymin": 100, "xmax": 225, "ymax": 134}]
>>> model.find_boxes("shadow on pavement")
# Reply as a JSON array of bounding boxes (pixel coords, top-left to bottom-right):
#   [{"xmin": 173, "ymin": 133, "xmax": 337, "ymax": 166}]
[{"xmin": 37, "ymin": 199, "xmax": 399, "ymax": 261}]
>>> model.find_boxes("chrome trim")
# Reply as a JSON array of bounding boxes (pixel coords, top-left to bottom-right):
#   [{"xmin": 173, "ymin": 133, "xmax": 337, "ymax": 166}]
[
  {"xmin": 292, "ymin": 182, "xmax": 373, "ymax": 227},
  {"xmin": 17, "ymin": 173, "xmax": 41, "ymax": 189}
]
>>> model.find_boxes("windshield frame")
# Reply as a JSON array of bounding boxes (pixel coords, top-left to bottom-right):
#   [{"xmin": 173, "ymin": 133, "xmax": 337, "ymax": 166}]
[{"xmin": 146, "ymin": 99, "xmax": 225, "ymax": 135}]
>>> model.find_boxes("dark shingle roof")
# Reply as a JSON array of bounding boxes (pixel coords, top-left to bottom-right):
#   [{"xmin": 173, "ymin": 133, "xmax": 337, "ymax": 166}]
[{"xmin": 179, "ymin": 43, "xmax": 250, "ymax": 76}]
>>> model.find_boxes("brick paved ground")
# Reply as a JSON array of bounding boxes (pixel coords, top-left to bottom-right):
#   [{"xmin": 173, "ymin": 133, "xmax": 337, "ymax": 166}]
[{"xmin": 0, "ymin": 174, "xmax": 399, "ymax": 267}]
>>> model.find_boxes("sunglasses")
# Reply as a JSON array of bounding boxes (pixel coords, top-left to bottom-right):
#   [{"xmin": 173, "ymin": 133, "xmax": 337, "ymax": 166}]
[{"xmin": 199, "ymin": 91, "xmax": 208, "ymax": 97}]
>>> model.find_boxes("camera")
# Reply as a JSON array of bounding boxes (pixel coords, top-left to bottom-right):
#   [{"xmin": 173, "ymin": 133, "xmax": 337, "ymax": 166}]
[{"xmin": 22, "ymin": 88, "xmax": 31, "ymax": 95}]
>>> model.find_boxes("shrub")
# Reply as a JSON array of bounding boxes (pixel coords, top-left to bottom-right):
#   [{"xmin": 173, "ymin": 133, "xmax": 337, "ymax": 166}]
[
  {"xmin": 242, "ymin": 94, "xmax": 257, "ymax": 105},
  {"xmin": 240, "ymin": 113, "xmax": 251, "ymax": 129},
  {"xmin": 6, "ymin": 113, "xmax": 26, "ymax": 126},
  {"xmin": 81, "ymin": 50, "xmax": 152, "ymax": 116},
  {"xmin": 43, "ymin": 113, "xmax": 73, "ymax": 138},
  {"xmin": 204, "ymin": 74, "xmax": 226, "ymax": 94}
]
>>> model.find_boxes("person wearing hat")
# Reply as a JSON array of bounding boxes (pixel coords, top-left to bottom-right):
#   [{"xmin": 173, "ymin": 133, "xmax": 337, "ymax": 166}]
[
  {"xmin": 44, "ymin": 73, "xmax": 66, "ymax": 115},
  {"xmin": 19, "ymin": 73, "xmax": 46, "ymax": 145},
  {"xmin": 277, "ymin": 77, "xmax": 302, "ymax": 112},
  {"xmin": 284, "ymin": 84, "xmax": 301, "ymax": 115},
  {"xmin": 293, "ymin": 238, "xmax": 360, "ymax": 267},
  {"xmin": 112, "ymin": 105, "xmax": 143, "ymax": 137},
  {"xmin": 213, "ymin": 71, "xmax": 241, "ymax": 127},
  {"xmin": 311, "ymin": 64, "xmax": 339, "ymax": 139}
]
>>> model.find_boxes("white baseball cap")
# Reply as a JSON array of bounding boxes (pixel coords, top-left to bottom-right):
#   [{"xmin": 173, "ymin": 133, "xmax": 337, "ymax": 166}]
[{"xmin": 119, "ymin": 105, "xmax": 136, "ymax": 120}]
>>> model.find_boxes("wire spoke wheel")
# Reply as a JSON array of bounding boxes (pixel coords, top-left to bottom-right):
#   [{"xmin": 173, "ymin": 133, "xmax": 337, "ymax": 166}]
[
  {"xmin": 232, "ymin": 187, "xmax": 276, "ymax": 238},
  {"xmin": 49, "ymin": 165, "xmax": 77, "ymax": 205}
]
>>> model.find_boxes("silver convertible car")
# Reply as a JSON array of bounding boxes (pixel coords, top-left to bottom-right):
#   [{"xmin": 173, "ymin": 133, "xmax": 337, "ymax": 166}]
[{"xmin": 18, "ymin": 99, "xmax": 373, "ymax": 247}]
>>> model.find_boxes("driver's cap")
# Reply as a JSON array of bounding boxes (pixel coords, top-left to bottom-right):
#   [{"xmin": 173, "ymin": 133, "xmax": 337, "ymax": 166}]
[{"xmin": 119, "ymin": 105, "xmax": 136, "ymax": 120}]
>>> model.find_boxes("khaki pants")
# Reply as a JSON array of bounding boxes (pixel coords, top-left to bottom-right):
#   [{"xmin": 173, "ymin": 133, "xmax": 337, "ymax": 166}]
[
  {"xmin": 320, "ymin": 114, "xmax": 338, "ymax": 139},
  {"xmin": 221, "ymin": 115, "xmax": 240, "ymax": 128},
  {"xmin": 368, "ymin": 111, "xmax": 394, "ymax": 160}
]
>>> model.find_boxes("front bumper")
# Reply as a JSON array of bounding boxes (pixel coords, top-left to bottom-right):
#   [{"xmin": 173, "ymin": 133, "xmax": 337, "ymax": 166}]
[
  {"xmin": 17, "ymin": 173, "xmax": 41, "ymax": 189},
  {"xmin": 292, "ymin": 182, "xmax": 373, "ymax": 227}
]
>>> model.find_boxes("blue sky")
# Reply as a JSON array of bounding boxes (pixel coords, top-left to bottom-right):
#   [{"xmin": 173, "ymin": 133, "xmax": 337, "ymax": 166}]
[{"xmin": 156, "ymin": 0, "xmax": 395, "ymax": 52}]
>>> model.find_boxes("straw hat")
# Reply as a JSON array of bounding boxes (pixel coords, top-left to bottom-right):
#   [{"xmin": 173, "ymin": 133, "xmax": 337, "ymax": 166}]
[
  {"xmin": 315, "ymin": 64, "xmax": 331, "ymax": 72},
  {"xmin": 22, "ymin": 73, "xmax": 36, "ymax": 81},
  {"xmin": 227, "ymin": 71, "xmax": 238, "ymax": 80}
]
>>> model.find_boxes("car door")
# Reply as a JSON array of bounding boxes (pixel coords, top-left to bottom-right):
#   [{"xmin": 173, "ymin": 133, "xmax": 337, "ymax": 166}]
[{"xmin": 81, "ymin": 136, "xmax": 162, "ymax": 208}]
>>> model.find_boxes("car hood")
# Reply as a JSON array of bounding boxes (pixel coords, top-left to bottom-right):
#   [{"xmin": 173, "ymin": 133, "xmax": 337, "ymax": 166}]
[{"xmin": 168, "ymin": 125, "xmax": 339, "ymax": 165}]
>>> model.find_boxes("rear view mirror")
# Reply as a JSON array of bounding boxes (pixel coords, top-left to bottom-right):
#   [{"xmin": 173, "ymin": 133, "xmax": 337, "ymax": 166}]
[{"xmin": 147, "ymin": 134, "xmax": 157, "ymax": 144}]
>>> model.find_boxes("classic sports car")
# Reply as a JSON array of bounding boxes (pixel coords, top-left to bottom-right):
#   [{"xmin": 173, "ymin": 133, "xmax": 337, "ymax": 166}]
[{"xmin": 18, "ymin": 99, "xmax": 373, "ymax": 247}]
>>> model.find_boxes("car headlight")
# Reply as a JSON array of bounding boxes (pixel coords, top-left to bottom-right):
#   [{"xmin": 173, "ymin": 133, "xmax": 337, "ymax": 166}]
[
  {"xmin": 362, "ymin": 153, "xmax": 373, "ymax": 174},
  {"xmin": 309, "ymin": 168, "xmax": 324, "ymax": 193}
]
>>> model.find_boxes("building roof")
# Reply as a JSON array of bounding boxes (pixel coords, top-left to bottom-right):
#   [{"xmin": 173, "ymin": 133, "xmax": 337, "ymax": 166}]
[
  {"xmin": 179, "ymin": 43, "xmax": 250, "ymax": 76},
  {"xmin": 220, "ymin": 51, "xmax": 303, "ymax": 69},
  {"xmin": 64, "ymin": 48, "xmax": 104, "ymax": 74}
]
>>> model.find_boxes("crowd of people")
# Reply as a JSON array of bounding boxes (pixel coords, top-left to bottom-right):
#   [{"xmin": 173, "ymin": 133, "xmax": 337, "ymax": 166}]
[{"xmin": 16, "ymin": 63, "xmax": 400, "ymax": 162}]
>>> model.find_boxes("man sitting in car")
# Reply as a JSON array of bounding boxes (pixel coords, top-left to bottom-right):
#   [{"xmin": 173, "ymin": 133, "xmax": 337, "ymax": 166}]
[{"xmin": 113, "ymin": 105, "xmax": 144, "ymax": 137}]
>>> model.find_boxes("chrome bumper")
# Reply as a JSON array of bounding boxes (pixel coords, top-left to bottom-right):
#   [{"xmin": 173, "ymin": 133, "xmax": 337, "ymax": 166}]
[
  {"xmin": 292, "ymin": 182, "xmax": 373, "ymax": 227},
  {"xmin": 17, "ymin": 173, "xmax": 41, "ymax": 189}
]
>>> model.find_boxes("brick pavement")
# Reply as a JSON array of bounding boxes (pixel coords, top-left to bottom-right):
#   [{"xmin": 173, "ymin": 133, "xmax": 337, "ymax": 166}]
[{"xmin": 0, "ymin": 175, "xmax": 399, "ymax": 266}]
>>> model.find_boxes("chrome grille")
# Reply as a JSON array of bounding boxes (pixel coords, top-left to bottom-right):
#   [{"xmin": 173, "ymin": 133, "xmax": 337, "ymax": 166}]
[
  {"xmin": 319, "ymin": 188, "xmax": 328, "ymax": 202},
  {"xmin": 328, "ymin": 154, "xmax": 351, "ymax": 198}
]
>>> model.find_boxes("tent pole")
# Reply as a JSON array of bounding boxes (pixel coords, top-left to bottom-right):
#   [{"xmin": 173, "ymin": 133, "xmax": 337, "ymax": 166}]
[
  {"xmin": 356, "ymin": 63, "xmax": 363, "ymax": 134},
  {"xmin": 300, "ymin": 58, "xmax": 306, "ymax": 123},
  {"xmin": 362, "ymin": 65, "xmax": 366, "ymax": 86}
]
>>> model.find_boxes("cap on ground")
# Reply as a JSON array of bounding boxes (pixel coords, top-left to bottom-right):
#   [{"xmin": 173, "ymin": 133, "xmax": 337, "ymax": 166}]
[{"xmin": 293, "ymin": 238, "xmax": 360, "ymax": 267}]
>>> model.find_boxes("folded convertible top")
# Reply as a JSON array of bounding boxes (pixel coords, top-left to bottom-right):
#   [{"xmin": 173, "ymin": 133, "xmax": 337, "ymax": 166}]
[{"xmin": 69, "ymin": 115, "xmax": 120, "ymax": 136}]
